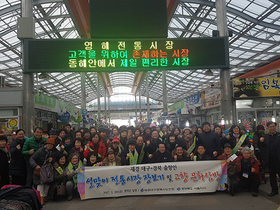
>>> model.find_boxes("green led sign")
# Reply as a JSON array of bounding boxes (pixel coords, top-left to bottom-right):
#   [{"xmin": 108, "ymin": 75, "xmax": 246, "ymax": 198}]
[{"xmin": 23, "ymin": 37, "xmax": 229, "ymax": 73}]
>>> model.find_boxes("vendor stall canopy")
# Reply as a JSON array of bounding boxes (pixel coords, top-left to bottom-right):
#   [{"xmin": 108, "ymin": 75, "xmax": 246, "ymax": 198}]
[{"xmin": 0, "ymin": 0, "xmax": 279, "ymax": 106}]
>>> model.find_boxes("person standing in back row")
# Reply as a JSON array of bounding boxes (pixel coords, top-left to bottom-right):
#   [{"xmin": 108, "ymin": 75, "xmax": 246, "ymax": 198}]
[
  {"xmin": 197, "ymin": 122, "xmax": 221, "ymax": 159},
  {"xmin": 22, "ymin": 127, "xmax": 47, "ymax": 187},
  {"xmin": 260, "ymin": 121, "xmax": 280, "ymax": 196}
]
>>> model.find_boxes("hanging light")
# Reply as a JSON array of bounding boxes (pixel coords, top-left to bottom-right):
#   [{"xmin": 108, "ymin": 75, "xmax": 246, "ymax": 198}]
[
  {"xmin": 221, "ymin": 115, "xmax": 225, "ymax": 125},
  {"xmin": 186, "ymin": 121, "xmax": 189, "ymax": 127},
  {"xmin": 272, "ymin": 115, "xmax": 276, "ymax": 122}
]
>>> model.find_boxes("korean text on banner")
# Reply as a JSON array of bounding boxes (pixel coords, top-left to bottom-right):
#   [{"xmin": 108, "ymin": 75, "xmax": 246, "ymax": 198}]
[{"xmin": 77, "ymin": 161, "xmax": 226, "ymax": 200}]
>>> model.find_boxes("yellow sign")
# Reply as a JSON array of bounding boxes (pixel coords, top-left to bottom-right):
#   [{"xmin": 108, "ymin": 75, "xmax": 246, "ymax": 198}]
[
  {"xmin": 9, "ymin": 119, "xmax": 18, "ymax": 127},
  {"xmin": 233, "ymin": 78, "xmax": 280, "ymax": 98}
]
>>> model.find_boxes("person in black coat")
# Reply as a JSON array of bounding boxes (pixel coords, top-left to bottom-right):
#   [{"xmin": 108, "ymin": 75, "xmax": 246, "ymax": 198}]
[
  {"xmin": 259, "ymin": 122, "xmax": 280, "ymax": 196},
  {"xmin": 121, "ymin": 139, "xmax": 138, "ymax": 165},
  {"xmin": 135, "ymin": 136, "xmax": 148, "ymax": 164},
  {"xmin": 9, "ymin": 129, "xmax": 27, "ymax": 185},
  {"xmin": 197, "ymin": 122, "xmax": 221, "ymax": 159},
  {"xmin": 165, "ymin": 133, "xmax": 179, "ymax": 153},
  {"xmin": 191, "ymin": 144, "xmax": 211, "ymax": 161},
  {"xmin": 149, "ymin": 143, "xmax": 172, "ymax": 163},
  {"xmin": 29, "ymin": 138, "xmax": 58, "ymax": 200},
  {"xmin": 0, "ymin": 136, "xmax": 9, "ymax": 188},
  {"xmin": 146, "ymin": 130, "xmax": 161, "ymax": 155}
]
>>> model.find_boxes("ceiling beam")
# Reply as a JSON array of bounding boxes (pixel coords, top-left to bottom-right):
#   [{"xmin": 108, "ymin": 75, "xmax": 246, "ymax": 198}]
[
  {"xmin": 64, "ymin": 0, "xmax": 113, "ymax": 96},
  {"xmin": 131, "ymin": 0, "xmax": 179, "ymax": 96},
  {"xmin": 131, "ymin": 72, "xmax": 146, "ymax": 95}
]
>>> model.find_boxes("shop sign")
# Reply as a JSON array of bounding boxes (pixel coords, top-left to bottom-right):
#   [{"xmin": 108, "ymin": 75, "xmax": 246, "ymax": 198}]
[
  {"xmin": 58, "ymin": 111, "xmax": 71, "ymax": 122},
  {"xmin": 35, "ymin": 93, "xmax": 56, "ymax": 109},
  {"xmin": 168, "ymin": 100, "xmax": 184, "ymax": 113},
  {"xmin": 200, "ymin": 87, "xmax": 221, "ymax": 110},
  {"xmin": 186, "ymin": 93, "xmax": 200, "ymax": 106},
  {"xmin": 8, "ymin": 119, "xmax": 18, "ymax": 127},
  {"xmin": 233, "ymin": 78, "xmax": 280, "ymax": 98},
  {"xmin": 82, "ymin": 109, "xmax": 88, "ymax": 116}
]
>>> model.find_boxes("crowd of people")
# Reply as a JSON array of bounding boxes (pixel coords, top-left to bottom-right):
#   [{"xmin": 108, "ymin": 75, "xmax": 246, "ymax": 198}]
[{"xmin": 0, "ymin": 121, "xmax": 279, "ymax": 203}]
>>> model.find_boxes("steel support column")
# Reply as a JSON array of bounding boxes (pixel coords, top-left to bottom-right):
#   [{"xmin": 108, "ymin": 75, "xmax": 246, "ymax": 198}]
[
  {"xmin": 22, "ymin": 0, "xmax": 34, "ymax": 137},
  {"xmin": 162, "ymin": 71, "xmax": 168, "ymax": 115},
  {"xmin": 216, "ymin": 0, "xmax": 233, "ymax": 128},
  {"xmin": 104, "ymin": 89, "xmax": 107, "ymax": 121},
  {"xmin": 146, "ymin": 73, "xmax": 150, "ymax": 121},
  {"xmin": 97, "ymin": 73, "xmax": 101, "ymax": 120},
  {"xmin": 81, "ymin": 72, "xmax": 86, "ymax": 127},
  {"xmin": 108, "ymin": 96, "xmax": 111, "ymax": 123},
  {"xmin": 135, "ymin": 93, "xmax": 138, "ymax": 124},
  {"xmin": 139, "ymin": 88, "xmax": 142, "ymax": 122}
]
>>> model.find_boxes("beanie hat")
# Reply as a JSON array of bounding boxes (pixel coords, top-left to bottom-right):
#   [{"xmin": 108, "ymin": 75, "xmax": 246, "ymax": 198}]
[
  {"xmin": 107, "ymin": 148, "xmax": 115, "ymax": 155},
  {"xmin": 127, "ymin": 139, "xmax": 137, "ymax": 146},
  {"xmin": 49, "ymin": 129, "xmax": 58, "ymax": 135},
  {"xmin": 256, "ymin": 125, "xmax": 265, "ymax": 131},
  {"xmin": 223, "ymin": 143, "xmax": 232, "ymax": 149},
  {"xmin": 112, "ymin": 137, "xmax": 120, "ymax": 144},
  {"xmin": 45, "ymin": 138, "xmax": 56, "ymax": 145},
  {"xmin": 150, "ymin": 123, "xmax": 156, "ymax": 128}
]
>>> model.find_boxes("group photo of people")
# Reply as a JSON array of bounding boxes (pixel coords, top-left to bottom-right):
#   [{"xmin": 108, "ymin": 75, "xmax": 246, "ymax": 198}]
[{"xmin": 1, "ymin": 120, "xmax": 280, "ymax": 205}]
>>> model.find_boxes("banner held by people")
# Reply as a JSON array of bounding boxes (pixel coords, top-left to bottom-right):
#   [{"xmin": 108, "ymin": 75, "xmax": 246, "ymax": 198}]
[{"xmin": 77, "ymin": 161, "xmax": 227, "ymax": 200}]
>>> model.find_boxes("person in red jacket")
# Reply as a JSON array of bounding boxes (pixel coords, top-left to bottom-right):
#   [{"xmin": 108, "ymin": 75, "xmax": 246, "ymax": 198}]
[
  {"xmin": 84, "ymin": 133, "xmax": 107, "ymax": 161},
  {"xmin": 239, "ymin": 147, "xmax": 261, "ymax": 197},
  {"xmin": 217, "ymin": 143, "xmax": 241, "ymax": 196}
]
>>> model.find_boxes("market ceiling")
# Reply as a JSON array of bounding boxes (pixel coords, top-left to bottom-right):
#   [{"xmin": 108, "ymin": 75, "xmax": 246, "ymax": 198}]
[{"xmin": 0, "ymin": 0, "xmax": 279, "ymax": 106}]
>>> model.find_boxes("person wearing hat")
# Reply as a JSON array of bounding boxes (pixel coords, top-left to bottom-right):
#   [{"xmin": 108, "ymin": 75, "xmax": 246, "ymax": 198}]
[
  {"xmin": 259, "ymin": 121, "xmax": 280, "ymax": 196},
  {"xmin": 172, "ymin": 144, "xmax": 190, "ymax": 162},
  {"xmin": 102, "ymin": 148, "xmax": 121, "ymax": 166},
  {"xmin": 119, "ymin": 126, "xmax": 128, "ymax": 150},
  {"xmin": 217, "ymin": 143, "xmax": 241, "ymax": 196},
  {"xmin": 99, "ymin": 126, "xmax": 109, "ymax": 144},
  {"xmin": 121, "ymin": 139, "xmax": 139, "ymax": 165},
  {"xmin": 239, "ymin": 147, "xmax": 261, "ymax": 197},
  {"xmin": 0, "ymin": 136, "xmax": 9, "ymax": 188},
  {"xmin": 49, "ymin": 129, "xmax": 59, "ymax": 145},
  {"xmin": 197, "ymin": 122, "xmax": 221, "ymax": 159},
  {"xmin": 109, "ymin": 137, "xmax": 122, "ymax": 157},
  {"xmin": 22, "ymin": 127, "xmax": 47, "ymax": 187},
  {"xmin": 29, "ymin": 138, "xmax": 58, "ymax": 203}
]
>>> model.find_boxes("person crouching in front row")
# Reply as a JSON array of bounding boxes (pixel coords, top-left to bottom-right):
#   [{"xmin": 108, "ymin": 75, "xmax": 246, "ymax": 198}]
[
  {"xmin": 102, "ymin": 148, "xmax": 121, "ymax": 166},
  {"xmin": 239, "ymin": 147, "xmax": 261, "ymax": 197},
  {"xmin": 149, "ymin": 143, "xmax": 172, "ymax": 163},
  {"xmin": 172, "ymin": 144, "xmax": 190, "ymax": 161},
  {"xmin": 190, "ymin": 144, "xmax": 211, "ymax": 161},
  {"xmin": 217, "ymin": 143, "xmax": 241, "ymax": 196}
]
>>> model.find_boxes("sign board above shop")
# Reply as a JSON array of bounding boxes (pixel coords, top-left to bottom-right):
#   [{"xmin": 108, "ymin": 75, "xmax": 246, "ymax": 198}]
[
  {"xmin": 233, "ymin": 78, "xmax": 280, "ymax": 98},
  {"xmin": 23, "ymin": 37, "xmax": 229, "ymax": 73}
]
